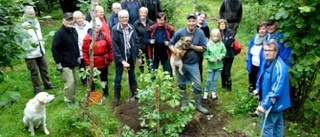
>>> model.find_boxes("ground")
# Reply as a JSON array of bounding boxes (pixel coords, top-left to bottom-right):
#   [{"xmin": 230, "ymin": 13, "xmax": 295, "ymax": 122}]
[{"xmin": 115, "ymin": 98, "xmax": 247, "ymax": 137}]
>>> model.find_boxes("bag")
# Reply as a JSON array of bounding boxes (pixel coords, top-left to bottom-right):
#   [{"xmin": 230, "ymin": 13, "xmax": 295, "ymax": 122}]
[{"xmin": 233, "ymin": 39, "xmax": 242, "ymax": 55}]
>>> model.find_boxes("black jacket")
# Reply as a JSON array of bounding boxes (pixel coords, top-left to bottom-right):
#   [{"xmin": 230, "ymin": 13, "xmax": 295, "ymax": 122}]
[
  {"xmin": 111, "ymin": 23, "xmax": 139, "ymax": 64},
  {"xmin": 133, "ymin": 18, "xmax": 154, "ymax": 50},
  {"xmin": 141, "ymin": 0, "xmax": 162, "ymax": 21},
  {"xmin": 219, "ymin": 0, "xmax": 243, "ymax": 23},
  {"xmin": 221, "ymin": 28, "xmax": 235, "ymax": 58},
  {"xmin": 51, "ymin": 25, "xmax": 80, "ymax": 67}
]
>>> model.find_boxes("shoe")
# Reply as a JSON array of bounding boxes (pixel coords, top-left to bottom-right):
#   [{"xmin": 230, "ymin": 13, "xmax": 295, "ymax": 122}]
[
  {"xmin": 203, "ymin": 92, "xmax": 208, "ymax": 99},
  {"xmin": 44, "ymin": 85, "xmax": 59, "ymax": 90},
  {"xmin": 212, "ymin": 92, "xmax": 217, "ymax": 99},
  {"xmin": 249, "ymin": 111, "xmax": 260, "ymax": 117}
]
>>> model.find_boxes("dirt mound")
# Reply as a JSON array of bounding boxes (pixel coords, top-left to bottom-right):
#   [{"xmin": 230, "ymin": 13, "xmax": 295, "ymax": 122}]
[{"xmin": 115, "ymin": 99, "xmax": 247, "ymax": 136}]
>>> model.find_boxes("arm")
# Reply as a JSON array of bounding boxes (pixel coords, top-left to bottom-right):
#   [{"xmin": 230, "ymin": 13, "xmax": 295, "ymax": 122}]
[
  {"xmin": 246, "ymin": 38, "xmax": 255, "ymax": 72},
  {"xmin": 111, "ymin": 28, "xmax": 125, "ymax": 64},
  {"xmin": 51, "ymin": 31, "xmax": 61, "ymax": 64},
  {"xmin": 82, "ymin": 34, "xmax": 90, "ymax": 66}
]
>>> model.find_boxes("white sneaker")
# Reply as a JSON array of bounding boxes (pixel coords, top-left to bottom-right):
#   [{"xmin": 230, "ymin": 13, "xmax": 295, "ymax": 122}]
[
  {"xmin": 212, "ymin": 92, "xmax": 217, "ymax": 99},
  {"xmin": 203, "ymin": 92, "xmax": 208, "ymax": 99}
]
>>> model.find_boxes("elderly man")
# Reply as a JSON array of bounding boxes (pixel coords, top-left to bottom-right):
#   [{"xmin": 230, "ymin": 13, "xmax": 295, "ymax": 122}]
[
  {"xmin": 168, "ymin": 13, "xmax": 208, "ymax": 114},
  {"xmin": 52, "ymin": 12, "xmax": 80, "ymax": 104},
  {"xmin": 111, "ymin": 10, "xmax": 141, "ymax": 106},
  {"xmin": 22, "ymin": 5, "xmax": 58, "ymax": 94},
  {"xmin": 254, "ymin": 39, "xmax": 291, "ymax": 137}
]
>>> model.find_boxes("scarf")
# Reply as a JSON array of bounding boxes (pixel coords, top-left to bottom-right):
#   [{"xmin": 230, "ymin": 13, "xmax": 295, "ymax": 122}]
[{"xmin": 254, "ymin": 34, "xmax": 264, "ymax": 46}]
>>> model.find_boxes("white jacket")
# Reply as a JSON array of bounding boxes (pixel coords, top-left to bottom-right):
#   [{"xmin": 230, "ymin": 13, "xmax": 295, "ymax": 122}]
[
  {"xmin": 22, "ymin": 19, "xmax": 45, "ymax": 59},
  {"xmin": 73, "ymin": 21, "xmax": 91, "ymax": 58}
]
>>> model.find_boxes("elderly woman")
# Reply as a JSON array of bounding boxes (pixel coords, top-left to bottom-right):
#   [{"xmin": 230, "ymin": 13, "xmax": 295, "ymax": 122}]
[
  {"xmin": 218, "ymin": 19, "xmax": 235, "ymax": 91},
  {"xmin": 108, "ymin": 2, "xmax": 121, "ymax": 29},
  {"xmin": 82, "ymin": 17, "xmax": 113, "ymax": 98},
  {"xmin": 73, "ymin": 11, "xmax": 91, "ymax": 86},
  {"xmin": 145, "ymin": 12, "xmax": 174, "ymax": 75},
  {"xmin": 22, "ymin": 5, "xmax": 58, "ymax": 94},
  {"xmin": 133, "ymin": 7, "xmax": 154, "ymax": 73}
]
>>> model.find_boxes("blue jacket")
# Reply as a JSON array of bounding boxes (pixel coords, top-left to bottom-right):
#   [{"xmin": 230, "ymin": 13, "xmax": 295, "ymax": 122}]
[
  {"xmin": 256, "ymin": 57, "xmax": 291, "ymax": 112},
  {"xmin": 246, "ymin": 35, "xmax": 264, "ymax": 73},
  {"xmin": 108, "ymin": 13, "xmax": 119, "ymax": 30}
]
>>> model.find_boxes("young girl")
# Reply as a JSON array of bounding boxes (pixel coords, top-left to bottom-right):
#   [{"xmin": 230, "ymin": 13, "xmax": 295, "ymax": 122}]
[{"xmin": 203, "ymin": 28, "xmax": 226, "ymax": 99}]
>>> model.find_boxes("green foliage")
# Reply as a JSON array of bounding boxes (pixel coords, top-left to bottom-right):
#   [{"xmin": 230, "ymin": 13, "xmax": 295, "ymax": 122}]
[
  {"xmin": 161, "ymin": 0, "xmax": 183, "ymax": 28},
  {"xmin": 265, "ymin": 0, "xmax": 320, "ymax": 133},
  {"xmin": 122, "ymin": 69, "xmax": 194, "ymax": 136}
]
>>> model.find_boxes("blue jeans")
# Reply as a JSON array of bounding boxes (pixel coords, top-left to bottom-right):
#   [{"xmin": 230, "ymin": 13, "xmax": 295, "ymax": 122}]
[
  {"xmin": 260, "ymin": 111, "xmax": 284, "ymax": 137},
  {"xmin": 114, "ymin": 59, "xmax": 137, "ymax": 90},
  {"xmin": 176, "ymin": 63, "xmax": 202, "ymax": 94},
  {"xmin": 204, "ymin": 68, "xmax": 222, "ymax": 92}
]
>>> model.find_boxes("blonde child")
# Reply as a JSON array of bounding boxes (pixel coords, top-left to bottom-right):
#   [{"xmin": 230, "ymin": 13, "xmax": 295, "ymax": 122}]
[{"xmin": 203, "ymin": 28, "xmax": 226, "ymax": 99}]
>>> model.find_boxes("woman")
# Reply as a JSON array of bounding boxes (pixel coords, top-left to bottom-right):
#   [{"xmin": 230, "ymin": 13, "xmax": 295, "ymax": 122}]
[
  {"xmin": 218, "ymin": 19, "xmax": 234, "ymax": 91},
  {"xmin": 246, "ymin": 22, "xmax": 267, "ymax": 93},
  {"xmin": 145, "ymin": 12, "xmax": 174, "ymax": 75},
  {"xmin": 133, "ymin": 7, "xmax": 154, "ymax": 73},
  {"xmin": 108, "ymin": 2, "xmax": 121, "ymax": 29},
  {"xmin": 196, "ymin": 12, "xmax": 210, "ymax": 81},
  {"xmin": 73, "ymin": 11, "xmax": 91, "ymax": 86},
  {"xmin": 82, "ymin": 17, "xmax": 113, "ymax": 98}
]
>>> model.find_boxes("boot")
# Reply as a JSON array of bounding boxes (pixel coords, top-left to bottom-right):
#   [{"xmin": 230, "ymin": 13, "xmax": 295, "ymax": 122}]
[
  {"xmin": 194, "ymin": 93, "xmax": 208, "ymax": 114},
  {"xmin": 130, "ymin": 84, "xmax": 138, "ymax": 100},
  {"xmin": 203, "ymin": 92, "xmax": 208, "ymax": 99},
  {"xmin": 180, "ymin": 90, "xmax": 188, "ymax": 111},
  {"xmin": 113, "ymin": 88, "xmax": 121, "ymax": 106},
  {"xmin": 226, "ymin": 77, "xmax": 232, "ymax": 91}
]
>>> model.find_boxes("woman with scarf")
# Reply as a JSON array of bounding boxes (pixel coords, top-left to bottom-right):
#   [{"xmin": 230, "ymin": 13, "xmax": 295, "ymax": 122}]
[
  {"xmin": 246, "ymin": 21, "xmax": 267, "ymax": 93},
  {"xmin": 145, "ymin": 12, "xmax": 174, "ymax": 75}
]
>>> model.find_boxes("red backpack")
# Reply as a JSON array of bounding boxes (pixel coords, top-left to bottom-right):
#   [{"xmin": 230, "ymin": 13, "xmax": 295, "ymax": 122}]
[{"xmin": 233, "ymin": 39, "xmax": 242, "ymax": 55}]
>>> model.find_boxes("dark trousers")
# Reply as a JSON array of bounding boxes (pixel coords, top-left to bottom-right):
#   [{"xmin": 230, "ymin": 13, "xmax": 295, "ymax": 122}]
[
  {"xmin": 25, "ymin": 56, "xmax": 52, "ymax": 93},
  {"xmin": 198, "ymin": 53, "xmax": 204, "ymax": 82},
  {"xmin": 221, "ymin": 58, "xmax": 234, "ymax": 90},
  {"xmin": 248, "ymin": 64, "xmax": 259, "ymax": 92},
  {"xmin": 79, "ymin": 58, "xmax": 87, "ymax": 85},
  {"xmin": 153, "ymin": 57, "xmax": 172, "ymax": 76}
]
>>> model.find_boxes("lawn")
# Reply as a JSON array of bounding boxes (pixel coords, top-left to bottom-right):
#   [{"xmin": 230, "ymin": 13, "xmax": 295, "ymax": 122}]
[{"xmin": 0, "ymin": 0, "xmax": 315, "ymax": 136}]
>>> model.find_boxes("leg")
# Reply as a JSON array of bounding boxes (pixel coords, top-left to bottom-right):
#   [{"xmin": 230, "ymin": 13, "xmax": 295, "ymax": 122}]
[
  {"xmin": 198, "ymin": 53, "xmax": 204, "ymax": 82},
  {"xmin": 99, "ymin": 67, "xmax": 109, "ymax": 97},
  {"xmin": 36, "ymin": 56, "xmax": 52, "ymax": 88},
  {"xmin": 176, "ymin": 65, "xmax": 188, "ymax": 110},
  {"xmin": 186, "ymin": 63, "xmax": 208, "ymax": 114},
  {"xmin": 273, "ymin": 112, "xmax": 284, "ymax": 137},
  {"xmin": 260, "ymin": 112, "xmax": 278, "ymax": 137},
  {"xmin": 204, "ymin": 70, "xmax": 213, "ymax": 99},
  {"xmin": 61, "ymin": 67, "xmax": 76, "ymax": 102},
  {"xmin": 114, "ymin": 63, "xmax": 123, "ymax": 103},
  {"xmin": 25, "ymin": 58, "xmax": 42, "ymax": 93},
  {"xmin": 79, "ymin": 58, "xmax": 87, "ymax": 86},
  {"xmin": 212, "ymin": 69, "xmax": 222, "ymax": 98},
  {"xmin": 162, "ymin": 59, "xmax": 172, "ymax": 76},
  {"xmin": 223, "ymin": 58, "xmax": 234, "ymax": 91},
  {"xmin": 28, "ymin": 121, "xmax": 35, "ymax": 136},
  {"xmin": 248, "ymin": 65, "xmax": 259, "ymax": 92},
  {"xmin": 128, "ymin": 58, "xmax": 137, "ymax": 98},
  {"xmin": 42, "ymin": 116, "xmax": 50, "ymax": 135},
  {"xmin": 221, "ymin": 59, "xmax": 227, "ymax": 88}
]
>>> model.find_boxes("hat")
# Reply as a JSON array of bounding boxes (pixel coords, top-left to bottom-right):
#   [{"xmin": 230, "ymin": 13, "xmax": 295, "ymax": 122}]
[
  {"xmin": 186, "ymin": 13, "xmax": 197, "ymax": 20},
  {"xmin": 63, "ymin": 12, "xmax": 73, "ymax": 20}
]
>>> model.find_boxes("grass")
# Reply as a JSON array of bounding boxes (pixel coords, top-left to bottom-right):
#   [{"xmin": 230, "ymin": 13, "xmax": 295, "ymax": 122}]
[{"xmin": 0, "ymin": 0, "xmax": 316, "ymax": 136}]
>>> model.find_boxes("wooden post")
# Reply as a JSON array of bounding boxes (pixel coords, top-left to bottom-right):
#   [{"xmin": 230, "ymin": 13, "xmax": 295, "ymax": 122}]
[{"xmin": 155, "ymin": 85, "xmax": 160, "ymax": 136}]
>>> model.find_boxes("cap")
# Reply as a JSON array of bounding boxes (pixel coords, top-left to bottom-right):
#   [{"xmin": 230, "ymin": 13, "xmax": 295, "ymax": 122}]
[
  {"xmin": 63, "ymin": 12, "xmax": 73, "ymax": 20},
  {"xmin": 186, "ymin": 13, "xmax": 197, "ymax": 20}
]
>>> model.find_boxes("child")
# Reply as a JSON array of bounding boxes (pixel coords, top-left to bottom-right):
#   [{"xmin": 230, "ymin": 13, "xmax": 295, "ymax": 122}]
[{"xmin": 203, "ymin": 28, "xmax": 226, "ymax": 99}]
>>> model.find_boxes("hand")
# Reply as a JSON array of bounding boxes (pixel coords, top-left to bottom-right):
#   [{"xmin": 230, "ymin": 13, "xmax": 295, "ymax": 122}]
[
  {"xmin": 122, "ymin": 61, "xmax": 130, "ymax": 71},
  {"xmin": 256, "ymin": 106, "xmax": 266, "ymax": 114},
  {"xmin": 150, "ymin": 39, "xmax": 155, "ymax": 44},
  {"xmin": 217, "ymin": 57, "xmax": 222, "ymax": 61},
  {"xmin": 148, "ymin": 59, "xmax": 154, "ymax": 69},
  {"xmin": 164, "ymin": 41, "xmax": 169, "ymax": 46},
  {"xmin": 211, "ymin": 59, "xmax": 217, "ymax": 63},
  {"xmin": 56, "ymin": 63, "xmax": 62, "ymax": 72},
  {"xmin": 253, "ymin": 89, "xmax": 259, "ymax": 100}
]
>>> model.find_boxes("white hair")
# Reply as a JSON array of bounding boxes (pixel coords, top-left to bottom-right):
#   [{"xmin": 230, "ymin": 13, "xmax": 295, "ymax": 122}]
[
  {"xmin": 73, "ymin": 11, "xmax": 84, "ymax": 19},
  {"xmin": 112, "ymin": 3, "xmax": 121, "ymax": 9},
  {"xmin": 118, "ymin": 10, "xmax": 129, "ymax": 19}
]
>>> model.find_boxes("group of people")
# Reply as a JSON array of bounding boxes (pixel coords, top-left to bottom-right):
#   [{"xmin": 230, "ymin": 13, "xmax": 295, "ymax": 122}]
[{"xmin": 21, "ymin": 0, "xmax": 292, "ymax": 136}]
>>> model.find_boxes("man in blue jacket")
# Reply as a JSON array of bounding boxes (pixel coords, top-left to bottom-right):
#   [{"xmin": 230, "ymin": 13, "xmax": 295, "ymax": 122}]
[{"xmin": 254, "ymin": 39, "xmax": 291, "ymax": 137}]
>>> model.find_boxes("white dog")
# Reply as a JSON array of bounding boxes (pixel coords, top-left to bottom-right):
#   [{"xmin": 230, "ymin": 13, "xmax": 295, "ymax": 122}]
[{"xmin": 23, "ymin": 92, "xmax": 55, "ymax": 136}]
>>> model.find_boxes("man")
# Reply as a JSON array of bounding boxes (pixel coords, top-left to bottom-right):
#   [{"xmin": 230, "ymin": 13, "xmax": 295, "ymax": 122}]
[
  {"xmin": 219, "ymin": 0, "xmax": 242, "ymax": 36},
  {"xmin": 141, "ymin": 0, "xmax": 162, "ymax": 22},
  {"xmin": 52, "ymin": 12, "xmax": 80, "ymax": 104},
  {"xmin": 168, "ymin": 13, "xmax": 208, "ymax": 114},
  {"xmin": 121, "ymin": 0, "xmax": 141, "ymax": 25},
  {"xmin": 254, "ymin": 39, "xmax": 291, "ymax": 137},
  {"xmin": 111, "ymin": 10, "xmax": 141, "ymax": 106},
  {"xmin": 22, "ymin": 5, "xmax": 58, "ymax": 94}
]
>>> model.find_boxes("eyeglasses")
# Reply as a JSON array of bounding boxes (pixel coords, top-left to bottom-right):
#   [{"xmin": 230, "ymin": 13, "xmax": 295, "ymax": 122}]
[{"xmin": 263, "ymin": 49, "xmax": 275, "ymax": 52}]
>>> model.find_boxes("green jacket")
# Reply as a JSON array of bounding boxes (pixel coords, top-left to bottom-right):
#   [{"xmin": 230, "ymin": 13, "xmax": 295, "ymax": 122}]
[{"xmin": 204, "ymin": 41, "xmax": 226, "ymax": 70}]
